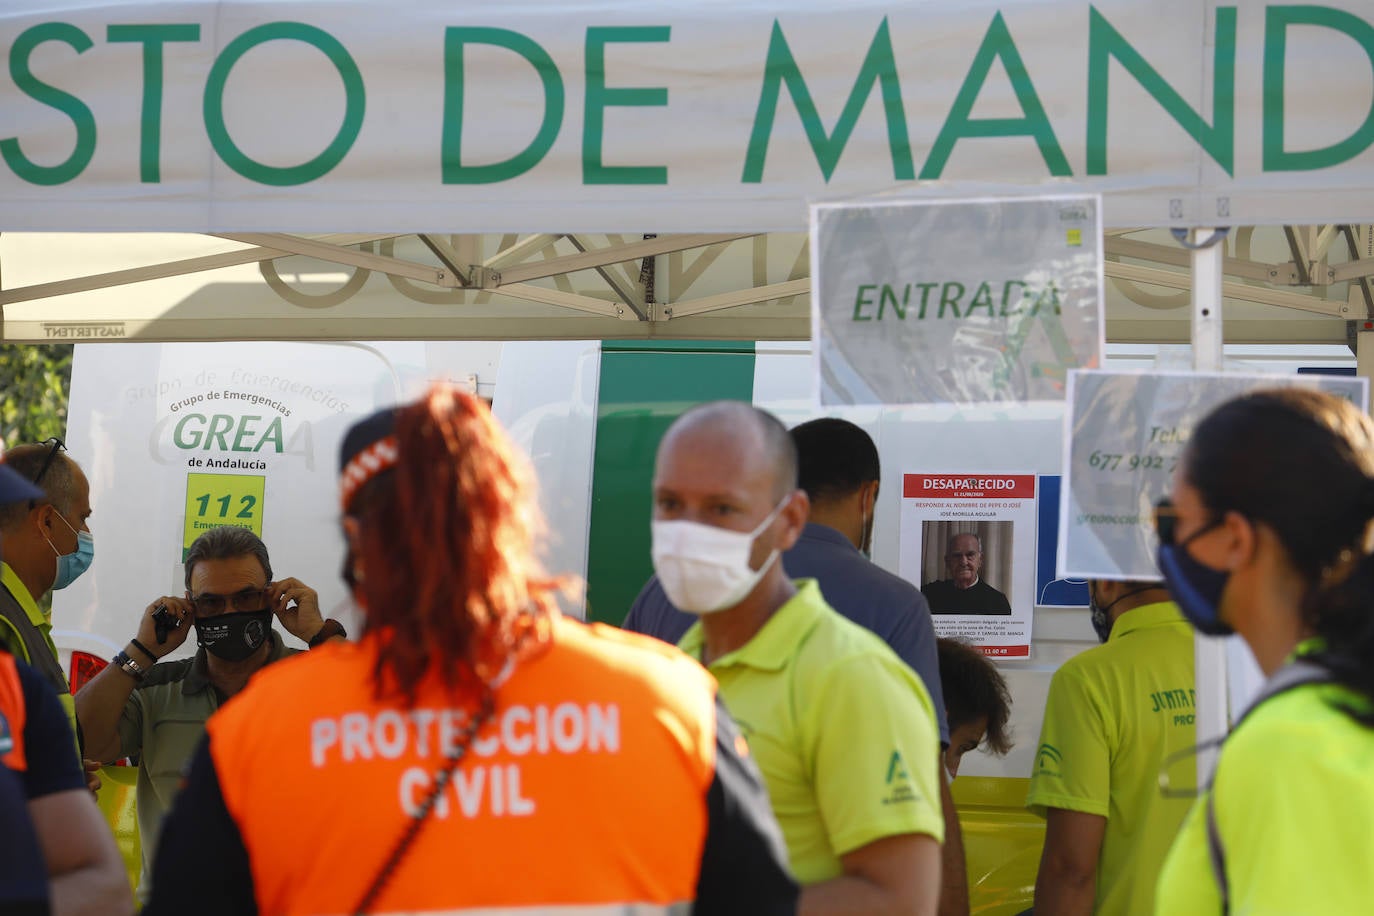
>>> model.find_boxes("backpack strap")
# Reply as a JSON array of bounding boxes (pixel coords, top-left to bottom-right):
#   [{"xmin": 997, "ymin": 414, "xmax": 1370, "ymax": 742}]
[{"xmin": 1204, "ymin": 660, "xmax": 1332, "ymax": 914}]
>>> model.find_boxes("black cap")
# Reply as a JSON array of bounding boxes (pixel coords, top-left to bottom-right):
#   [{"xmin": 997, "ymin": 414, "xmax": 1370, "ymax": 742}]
[
  {"xmin": 338, "ymin": 406, "xmax": 402, "ymax": 511},
  {"xmin": 339, "ymin": 406, "xmax": 398, "ymax": 473}
]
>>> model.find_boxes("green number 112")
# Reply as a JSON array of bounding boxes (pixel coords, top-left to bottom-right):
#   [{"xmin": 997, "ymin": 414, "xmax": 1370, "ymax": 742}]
[{"xmin": 193, "ymin": 493, "xmax": 257, "ymax": 519}]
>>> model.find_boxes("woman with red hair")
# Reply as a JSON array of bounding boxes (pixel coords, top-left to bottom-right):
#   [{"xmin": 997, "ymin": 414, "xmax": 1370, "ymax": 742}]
[{"xmin": 146, "ymin": 385, "xmax": 797, "ymax": 916}]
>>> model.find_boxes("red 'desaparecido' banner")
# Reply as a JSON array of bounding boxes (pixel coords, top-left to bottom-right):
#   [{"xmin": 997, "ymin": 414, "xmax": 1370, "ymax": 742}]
[{"xmin": 902, "ymin": 474, "xmax": 1036, "ymax": 499}]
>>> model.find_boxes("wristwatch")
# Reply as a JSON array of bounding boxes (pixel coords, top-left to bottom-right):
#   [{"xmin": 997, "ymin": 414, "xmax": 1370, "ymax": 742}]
[
  {"xmin": 308, "ymin": 618, "xmax": 347, "ymax": 648},
  {"xmin": 113, "ymin": 650, "xmax": 148, "ymax": 682}
]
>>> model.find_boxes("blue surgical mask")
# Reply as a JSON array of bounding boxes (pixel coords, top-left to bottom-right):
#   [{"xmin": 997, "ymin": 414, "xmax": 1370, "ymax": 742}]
[
  {"xmin": 1156, "ymin": 543, "xmax": 1233, "ymax": 636},
  {"xmin": 46, "ymin": 512, "xmax": 94, "ymax": 590}
]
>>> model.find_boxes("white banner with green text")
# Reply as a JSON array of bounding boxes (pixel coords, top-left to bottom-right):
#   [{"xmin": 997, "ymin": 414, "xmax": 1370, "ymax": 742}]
[{"xmin": 2, "ymin": 0, "xmax": 1373, "ymax": 231}]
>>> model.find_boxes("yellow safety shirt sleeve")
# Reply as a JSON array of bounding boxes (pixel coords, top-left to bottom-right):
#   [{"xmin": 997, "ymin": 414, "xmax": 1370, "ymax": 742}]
[
  {"xmin": 1156, "ymin": 689, "xmax": 1374, "ymax": 915},
  {"xmin": 807, "ymin": 653, "xmax": 944, "ymax": 856},
  {"xmin": 1027, "ymin": 663, "xmax": 1110, "ymax": 818},
  {"xmin": 1153, "ymin": 796, "xmax": 1220, "ymax": 914}
]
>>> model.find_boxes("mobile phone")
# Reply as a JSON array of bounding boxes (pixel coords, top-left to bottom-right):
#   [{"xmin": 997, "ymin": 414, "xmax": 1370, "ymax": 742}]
[{"xmin": 152, "ymin": 605, "xmax": 178, "ymax": 644}]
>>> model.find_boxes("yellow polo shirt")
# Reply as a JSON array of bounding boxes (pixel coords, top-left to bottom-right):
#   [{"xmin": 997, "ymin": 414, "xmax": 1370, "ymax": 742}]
[
  {"xmin": 1026, "ymin": 601, "xmax": 1195, "ymax": 916},
  {"xmin": 1155, "ymin": 677, "xmax": 1374, "ymax": 914},
  {"xmin": 679, "ymin": 579, "xmax": 943, "ymax": 883}
]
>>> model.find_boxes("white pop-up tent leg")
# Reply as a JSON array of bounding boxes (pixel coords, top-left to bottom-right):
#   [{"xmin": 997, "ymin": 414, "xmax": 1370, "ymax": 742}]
[{"xmin": 1188, "ymin": 227, "xmax": 1229, "ymax": 787}]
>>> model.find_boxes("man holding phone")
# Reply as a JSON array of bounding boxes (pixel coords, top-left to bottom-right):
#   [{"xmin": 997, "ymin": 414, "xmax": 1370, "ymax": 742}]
[{"xmin": 74, "ymin": 526, "xmax": 346, "ymax": 901}]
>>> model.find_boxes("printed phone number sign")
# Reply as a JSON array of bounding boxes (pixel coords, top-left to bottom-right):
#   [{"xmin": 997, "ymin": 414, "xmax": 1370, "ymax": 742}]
[
  {"xmin": 183, "ymin": 473, "xmax": 266, "ymax": 561},
  {"xmin": 1059, "ymin": 370, "xmax": 1369, "ymax": 580}
]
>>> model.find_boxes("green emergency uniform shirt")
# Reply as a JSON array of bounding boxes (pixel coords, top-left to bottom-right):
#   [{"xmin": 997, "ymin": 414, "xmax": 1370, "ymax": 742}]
[
  {"xmin": 0, "ymin": 562, "xmax": 79, "ymax": 758},
  {"xmin": 117, "ymin": 630, "xmax": 298, "ymax": 899},
  {"xmin": 1155, "ymin": 677, "xmax": 1374, "ymax": 914},
  {"xmin": 1026, "ymin": 601, "xmax": 1195, "ymax": 916},
  {"xmin": 679, "ymin": 579, "xmax": 944, "ymax": 884}
]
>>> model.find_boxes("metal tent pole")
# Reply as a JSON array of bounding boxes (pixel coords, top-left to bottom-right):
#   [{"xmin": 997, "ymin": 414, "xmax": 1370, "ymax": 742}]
[{"xmin": 1188, "ymin": 227, "xmax": 1229, "ymax": 787}]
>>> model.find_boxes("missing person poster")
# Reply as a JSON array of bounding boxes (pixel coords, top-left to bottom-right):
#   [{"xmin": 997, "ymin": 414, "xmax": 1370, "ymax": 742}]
[
  {"xmin": 899, "ymin": 473, "xmax": 1037, "ymax": 658},
  {"xmin": 811, "ymin": 194, "xmax": 1104, "ymax": 405},
  {"xmin": 1060, "ymin": 370, "xmax": 1370, "ymax": 580}
]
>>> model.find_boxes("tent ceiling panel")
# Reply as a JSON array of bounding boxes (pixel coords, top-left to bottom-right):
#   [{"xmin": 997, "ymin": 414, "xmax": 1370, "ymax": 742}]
[{"xmin": 2, "ymin": 227, "xmax": 1370, "ymax": 345}]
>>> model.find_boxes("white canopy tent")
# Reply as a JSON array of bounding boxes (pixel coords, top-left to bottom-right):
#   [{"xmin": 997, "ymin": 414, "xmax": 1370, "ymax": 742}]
[
  {"xmin": 2, "ymin": 0, "xmax": 1372, "ymax": 230},
  {"xmin": 0, "ymin": 227, "xmax": 1370, "ymax": 345},
  {"xmin": 1, "ymin": 231, "xmax": 811, "ymax": 342},
  {"xmin": 4, "ymin": 0, "xmax": 1374, "ymax": 774},
  {"xmin": 2, "ymin": 0, "xmax": 1373, "ymax": 342},
  {"xmin": 0, "ymin": 0, "xmax": 1372, "ymax": 345}
]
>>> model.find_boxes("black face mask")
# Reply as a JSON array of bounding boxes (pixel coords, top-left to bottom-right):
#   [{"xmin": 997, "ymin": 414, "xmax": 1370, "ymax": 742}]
[
  {"xmin": 1157, "ymin": 543, "xmax": 1234, "ymax": 636},
  {"xmin": 1087, "ymin": 585, "xmax": 1165, "ymax": 643},
  {"xmin": 1088, "ymin": 587, "xmax": 1113, "ymax": 643},
  {"xmin": 195, "ymin": 609, "xmax": 273, "ymax": 661}
]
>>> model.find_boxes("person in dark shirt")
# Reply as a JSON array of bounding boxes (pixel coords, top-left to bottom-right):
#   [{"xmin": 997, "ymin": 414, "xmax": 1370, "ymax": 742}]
[
  {"xmin": 922, "ymin": 533, "xmax": 1012, "ymax": 615},
  {"xmin": 3, "ymin": 652, "xmax": 133, "ymax": 916}
]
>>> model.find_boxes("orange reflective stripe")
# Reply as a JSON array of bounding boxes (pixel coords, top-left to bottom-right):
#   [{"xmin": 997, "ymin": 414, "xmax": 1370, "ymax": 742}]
[
  {"xmin": 210, "ymin": 618, "xmax": 719, "ymax": 916},
  {"xmin": 0, "ymin": 653, "xmax": 27, "ymax": 771}
]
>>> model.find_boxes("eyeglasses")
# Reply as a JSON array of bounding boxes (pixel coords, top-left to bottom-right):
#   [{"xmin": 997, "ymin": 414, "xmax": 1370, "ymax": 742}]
[
  {"xmin": 191, "ymin": 587, "xmax": 268, "ymax": 616},
  {"xmin": 31, "ymin": 437, "xmax": 65, "ymax": 487},
  {"xmin": 1153, "ymin": 497, "xmax": 1225, "ymax": 547}
]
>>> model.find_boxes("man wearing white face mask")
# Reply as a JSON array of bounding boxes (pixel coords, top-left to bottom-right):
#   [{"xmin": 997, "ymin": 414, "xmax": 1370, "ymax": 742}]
[
  {"xmin": 632, "ymin": 416, "xmax": 969, "ymax": 913},
  {"xmin": 0, "ymin": 439, "xmax": 99, "ymax": 787},
  {"xmin": 653, "ymin": 402, "xmax": 945, "ymax": 915}
]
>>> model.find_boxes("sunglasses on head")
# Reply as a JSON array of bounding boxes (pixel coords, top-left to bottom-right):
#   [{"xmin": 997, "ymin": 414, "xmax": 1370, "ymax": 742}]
[{"xmin": 31, "ymin": 437, "xmax": 65, "ymax": 487}]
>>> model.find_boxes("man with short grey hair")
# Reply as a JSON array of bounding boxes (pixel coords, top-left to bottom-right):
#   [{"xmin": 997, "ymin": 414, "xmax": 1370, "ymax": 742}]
[
  {"xmin": 0, "ymin": 439, "xmax": 98, "ymax": 788},
  {"xmin": 75, "ymin": 525, "xmax": 346, "ymax": 899}
]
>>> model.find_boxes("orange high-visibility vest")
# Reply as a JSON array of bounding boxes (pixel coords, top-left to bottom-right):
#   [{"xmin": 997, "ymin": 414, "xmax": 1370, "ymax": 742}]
[
  {"xmin": 0, "ymin": 653, "xmax": 27, "ymax": 772},
  {"xmin": 208, "ymin": 616, "xmax": 719, "ymax": 915}
]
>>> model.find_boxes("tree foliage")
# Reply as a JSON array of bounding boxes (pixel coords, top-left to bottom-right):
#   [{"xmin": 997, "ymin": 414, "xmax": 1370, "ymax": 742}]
[{"xmin": 0, "ymin": 344, "xmax": 74, "ymax": 447}]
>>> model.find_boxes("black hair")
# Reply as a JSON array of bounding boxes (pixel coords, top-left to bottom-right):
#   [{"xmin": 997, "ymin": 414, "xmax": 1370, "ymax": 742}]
[
  {"xmin": 937, "ymin": 637, "xmax": 1012, "ymax": 755},
  {"xmin": 1185, "ymin": 387, "xmax": 1374, "ymax": 724},
  {"xmin": 184, "ymin": 526, "xmax": 273, "ymax": 591},
  {"xmin": 789, "ymin": 418, "xmax": 879, "ymax": 504}
]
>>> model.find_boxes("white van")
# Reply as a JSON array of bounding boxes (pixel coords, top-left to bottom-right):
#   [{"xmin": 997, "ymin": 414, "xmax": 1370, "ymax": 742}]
[
  {"xmin": 51, "ymin": 337, "xmax": 1071, "ymax": 909},
  {"xmin": 58, "ymin": 337, "xmax": 1352, "ymax": 911}
]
